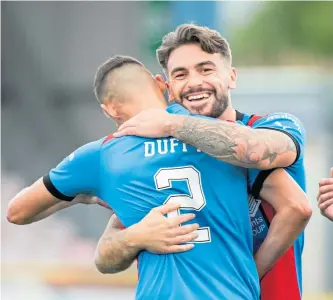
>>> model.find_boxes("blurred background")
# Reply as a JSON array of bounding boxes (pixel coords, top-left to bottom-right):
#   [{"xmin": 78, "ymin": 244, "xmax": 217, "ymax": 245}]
[{"xmin": 1, "ymin": 1, "xmax": 332, "ymax": 299}]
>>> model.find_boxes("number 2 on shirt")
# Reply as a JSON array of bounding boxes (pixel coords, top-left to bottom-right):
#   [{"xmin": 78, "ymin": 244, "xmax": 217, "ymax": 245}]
[{"xmin": 154, "ymin": 166, "xmax": 211, "ymax": 243}]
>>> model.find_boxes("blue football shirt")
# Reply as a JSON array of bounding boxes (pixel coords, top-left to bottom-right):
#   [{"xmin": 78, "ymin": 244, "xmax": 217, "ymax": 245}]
[{"xmin": 45, "ymin": 104, "xmax": 260, "ymax": 300}]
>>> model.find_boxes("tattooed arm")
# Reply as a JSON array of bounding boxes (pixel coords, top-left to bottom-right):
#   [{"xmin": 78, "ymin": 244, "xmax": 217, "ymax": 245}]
[
  {"xmin": 95, "ymin": 214, "xmax": 139, "ymax": 274},
  {"xmin": 95, "ymin": 203, "xmax": 197, "ymax": 274},
  {"xmin": 168, "ymin": 116, "xmax": 296, "ymax": 169},
  {"xmin": 115, "ymin": 109, "xmax": 304, "ymax": 170}
]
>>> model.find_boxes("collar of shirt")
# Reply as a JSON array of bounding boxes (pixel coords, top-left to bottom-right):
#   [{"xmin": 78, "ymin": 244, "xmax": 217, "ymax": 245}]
[{"xmin": 166, "ymin": 103, "xmax": 191, "ymax": 115}]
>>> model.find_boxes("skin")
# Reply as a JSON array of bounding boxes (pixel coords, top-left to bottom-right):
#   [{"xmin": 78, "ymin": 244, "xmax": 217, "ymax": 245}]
[
  {"xmin": 95, "ymin": 202, "xmax": 199, "ymax": 274},
  {"xmin": 6, "ymin": 178, "xmax": 112, "ymax": 225},
  {"xmin": 317, "ymin": 167, "xmax": 333, "ymax": 221},
  {"xmin": 166, "ymin": 44, "xmax": 236, "ymax": 120}
]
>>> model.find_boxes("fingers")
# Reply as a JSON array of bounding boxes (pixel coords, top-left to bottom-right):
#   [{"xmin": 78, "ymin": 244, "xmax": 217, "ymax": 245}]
[
  {"xmin": 167, "ymin": 224, "xmax": 199, "ymax": 245},
  {"xmin": 154, "ymin": 202, "xmax": 181, "ymax": 215},
  {"xmin": 319, "ymin": 198, "xmax": 333, "ymax": 210},
  {"xmin": 317, "ymin": 182, "xmax": 333, "ymax": 205},
  {"xmin": 117, "ymin": 122, "xmax": 128, "ymax": 132},
  {"xmin": 318, "ymin": 184, "xmax": 333, "ymax": 196},
  {"xmin": 319, "ymin": 178, "xmax": 333, "ymax": 187},
  {"xmin": 118, "ymin": 119, "xmax": 136, "ymax": 132},
  {"xmin": 164, "ymin": 243, "xmax": 195, "ymax": 253},
  {"xmin": 168, "ymin": 213, "xmax": 196, "ymax": 227},
  {"xmin": 318, "ymin": 191, "xmax": 333, "ymax": 205},
  {"xmin": 113, "ymin": 118, "xmax": 139, "ymax": 137},
  {"xmin": 171, "ymin": 231, "xmax": 199, "ymax": 244},
  {"xmin": 113, "ymin": 126, "xmax": 136, "ymax": 137},
  {"xmin": 171, "ymin": 223, "xmax": 200, "ymax": 237},
  {"xmin": 162, "ymin": 231, "xmax": 199, "ymax": 254}
]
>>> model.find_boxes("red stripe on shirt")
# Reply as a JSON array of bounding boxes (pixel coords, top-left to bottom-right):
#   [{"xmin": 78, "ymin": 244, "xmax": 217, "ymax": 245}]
[
  {"xmin": 102, "ymin": 134, "xmax": 115, "ymax": 145},
  {"xmin": 248, "ymin": 115, "xmax": 264, "ymax": 127}
]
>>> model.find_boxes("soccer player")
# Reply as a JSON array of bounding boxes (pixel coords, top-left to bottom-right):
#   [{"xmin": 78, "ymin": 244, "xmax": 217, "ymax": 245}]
[
  {"xmin": 8, "ymin": 56, "xmax": 262, "ymax": 300},
  {"xmin": 317, "ymin": 167, "xmax": 333, "ymax": 222},
  {"xmin": 113, "ymin": 24, "xmax": 309, "ymax": 300}
]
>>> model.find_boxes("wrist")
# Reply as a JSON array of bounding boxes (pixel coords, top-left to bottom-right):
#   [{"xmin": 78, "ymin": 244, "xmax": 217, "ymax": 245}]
[
  {"xmin": 166, "ymin": 115, "xmax": 184, "ymax": 136},
  {"xmin": 123, "ymin": 223, "xmax": 146, "ymax": 252}
]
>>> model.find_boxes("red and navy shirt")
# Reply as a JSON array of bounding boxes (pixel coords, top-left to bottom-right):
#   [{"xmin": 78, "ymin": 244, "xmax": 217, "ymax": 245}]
[{"xmin": 237, "ymin": 110, "xmax": 306, "ymax": 300}]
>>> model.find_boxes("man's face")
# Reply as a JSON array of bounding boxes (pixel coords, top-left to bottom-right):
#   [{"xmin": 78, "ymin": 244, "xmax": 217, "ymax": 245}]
[{"xmin": 166, "ymin": 44, "xmax": 236, "ymax": 118}]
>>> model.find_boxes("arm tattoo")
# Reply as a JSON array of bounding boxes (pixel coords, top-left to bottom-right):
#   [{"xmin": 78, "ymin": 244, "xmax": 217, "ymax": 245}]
[
  {"xmin": 95, "ymin": 217, "xmax": 139, "ymax": 274},
  {"xmin": 173, "ymin": 117, "xmax": 297, "ymax": 169}
]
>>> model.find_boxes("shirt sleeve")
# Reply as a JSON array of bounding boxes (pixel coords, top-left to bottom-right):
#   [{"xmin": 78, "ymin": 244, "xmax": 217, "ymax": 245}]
[
  {"xmin": 43, "ymin": 138, "xmax": 104, "ymax": 200},
  {"xmin": 251, "ymin": 113, "xmax": 306, "ymax": 165}
]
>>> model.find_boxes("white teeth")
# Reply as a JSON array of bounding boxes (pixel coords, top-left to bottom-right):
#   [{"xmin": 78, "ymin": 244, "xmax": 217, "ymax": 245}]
[{"xmin": 187, "ymin": 93, "xmax": 210, "ymax": 101}]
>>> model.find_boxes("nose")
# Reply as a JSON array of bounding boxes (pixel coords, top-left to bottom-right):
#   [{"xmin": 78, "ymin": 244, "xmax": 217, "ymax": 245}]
[{"xmin": 185, "ymin": 72, "xmax": 203, "ymax": 90}]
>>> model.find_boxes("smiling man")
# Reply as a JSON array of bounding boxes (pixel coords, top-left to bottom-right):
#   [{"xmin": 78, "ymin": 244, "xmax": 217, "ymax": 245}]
[{"xmin": 113, "ymin": 24, "xmax": 309, "ymax": 300}]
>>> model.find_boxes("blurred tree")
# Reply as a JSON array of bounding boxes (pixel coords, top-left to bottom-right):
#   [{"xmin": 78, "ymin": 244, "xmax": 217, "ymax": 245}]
[
  {"xmin": 142, "ymin": 2, "xmax": 172, "ymax": 60},
  {"xmin": 142, "ymin": 2, "xmax": 219, "ymax": 62},
  {"xmin": 230, "ymin": 2, "xmax": 333, "ymax": 66}
]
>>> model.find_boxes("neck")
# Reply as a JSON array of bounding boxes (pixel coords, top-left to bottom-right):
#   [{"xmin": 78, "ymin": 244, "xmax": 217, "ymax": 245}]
[
  {"xmin": 121, "ymin": 91, "xmax": 167, "ymax": 123},
  {"xmin": 134, "ymin": 92, "xmax": 168, "ymax": 111},
  {"xmin": 217, "ymin": 96, "xmax": 236, "ymax": 121},
  {"xmin": 218, "ymin": 106, "xmax": 236, "ymax": 121}
]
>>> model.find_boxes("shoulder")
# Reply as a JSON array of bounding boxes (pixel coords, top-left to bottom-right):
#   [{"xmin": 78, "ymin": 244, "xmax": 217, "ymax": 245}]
[
  {"xmin": 253, "ymin": 112, "xmax": 302, "ymax": 126},
  {"xmin": 64, "ymin": 136, "xmax": 107, "ymax": 164},
  {"xmin": 252, "ymin": 112, "xmax": 305, "ymax": 133}
]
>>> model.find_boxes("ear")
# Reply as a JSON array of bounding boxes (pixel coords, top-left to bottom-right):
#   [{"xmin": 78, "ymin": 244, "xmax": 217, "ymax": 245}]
[
  {"xmin": 101, "ymin": 102, "xmax": 118, "ymax": 119},
  {"xmin": 165, "ymin": 81, "xmax": 176, "ymax": 102},
  {"xmin": 101, "ymin": 103, "xmax": 110, "ymax": 118},
  {"xmin": 228, "ymin": 67, "xmax": 237, "ymax": 90},
  {"xmin": 155, "ymin": 74, "xmax": 167, "ymax": 93}
]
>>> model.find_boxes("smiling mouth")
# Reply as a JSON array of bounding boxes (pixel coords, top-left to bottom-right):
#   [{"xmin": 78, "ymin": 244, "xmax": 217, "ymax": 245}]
[{"xmin": 186, "ymin": 93, "xmax": 212, "ymax": 101}]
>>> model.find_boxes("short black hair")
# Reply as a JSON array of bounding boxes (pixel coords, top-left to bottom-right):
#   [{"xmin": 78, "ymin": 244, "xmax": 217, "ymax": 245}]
[{"xmin": 93, "ymin": 55, "xmax": 143, "ymax": 103}]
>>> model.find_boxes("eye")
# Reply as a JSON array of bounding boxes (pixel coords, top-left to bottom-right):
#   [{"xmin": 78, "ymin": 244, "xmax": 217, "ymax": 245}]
[
  {"xmin": 174, "ymin": 73, "xmax": 185, "ymax": 79},
  {"xmin": 202, "ymin": 68, "xmax": 213, "ymax": 73}
]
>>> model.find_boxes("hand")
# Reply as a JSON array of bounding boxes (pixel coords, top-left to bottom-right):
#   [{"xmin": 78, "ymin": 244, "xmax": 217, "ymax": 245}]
[
  {"xmin": 128, "ymin": 202, "xmax": 199, "ymax": 254},
  {"xmin": 317, "ymin": 168, "xmax": 333, "ymax": 221},
  {"xmin": 113, "ymin": 108, "xmax": 173, "ymax": 138},
  {"xmin": 74, "ymin": 195, "xmax": 112, "ymax": 210}
]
